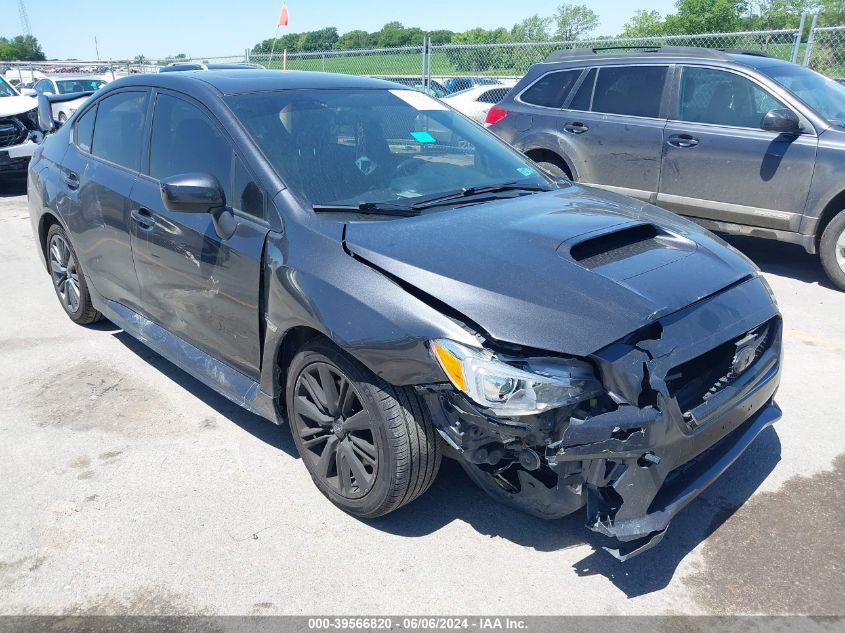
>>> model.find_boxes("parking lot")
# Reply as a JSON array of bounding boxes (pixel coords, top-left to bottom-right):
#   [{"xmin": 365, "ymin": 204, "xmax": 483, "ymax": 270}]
[{"xmin": 0, "ymin": 175, "xmax": 843, "ymax": 616}]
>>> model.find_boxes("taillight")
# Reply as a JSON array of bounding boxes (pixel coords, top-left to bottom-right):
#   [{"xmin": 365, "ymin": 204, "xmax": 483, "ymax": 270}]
[{"xmin": 485, "ymin": 105, "xmax": 508, "ymax": 125}]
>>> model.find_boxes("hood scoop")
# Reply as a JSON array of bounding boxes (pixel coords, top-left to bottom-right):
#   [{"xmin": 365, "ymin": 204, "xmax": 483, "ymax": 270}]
[{"xmin": 560, "ymin": 223, "xmax": 696, "ymax": 280}]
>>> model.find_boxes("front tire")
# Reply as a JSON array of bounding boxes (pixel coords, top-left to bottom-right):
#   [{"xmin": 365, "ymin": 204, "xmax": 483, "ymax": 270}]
[
  {"xmin": 286, "ymin": 340, "xmax": 441, "ymax": 518},
  {"xmin": 820, "ymin": 210, "xmax": 845, "ymax": 291},
  {"xmin": 46, "ymin": 224, "xmax": 102, "ymax": 325}
]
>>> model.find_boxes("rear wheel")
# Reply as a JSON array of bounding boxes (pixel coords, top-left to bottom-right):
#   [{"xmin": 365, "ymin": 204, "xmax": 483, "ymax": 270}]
[
  {"xmin": 46, "ymin": 224, "xmax": 102, "ymax": 325},
  {"xmin": 820, "ymin": 210, "xmax": 845, "ymax": 291},
  {"xmin": 286, "ymin": 340, "xmax": 441, "ymax": 517}
]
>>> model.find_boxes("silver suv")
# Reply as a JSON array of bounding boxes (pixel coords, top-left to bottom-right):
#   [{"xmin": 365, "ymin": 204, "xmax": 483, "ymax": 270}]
[{"xmin": 489, "ymin": 46, "xmax": 845, "ymax": 290}]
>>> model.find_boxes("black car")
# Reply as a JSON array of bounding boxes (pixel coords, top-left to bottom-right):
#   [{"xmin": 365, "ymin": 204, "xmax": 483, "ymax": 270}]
[{"xmin": 28, "ymin": 70, "xmax": 782, "ymax": 560}]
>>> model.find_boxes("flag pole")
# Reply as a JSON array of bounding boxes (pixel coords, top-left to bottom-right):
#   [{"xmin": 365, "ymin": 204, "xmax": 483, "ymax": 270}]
[
  {"xmin": 268, "ymin": 2, "xmax": 289, "ymax": 70},
  {"xmin": 267, "ymin": 25, "xmax": 281, "ymax": 69}
]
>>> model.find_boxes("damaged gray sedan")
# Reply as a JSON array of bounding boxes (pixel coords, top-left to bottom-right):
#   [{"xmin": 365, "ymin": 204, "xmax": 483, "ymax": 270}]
[{"xmin": 28, "ymin": 71, "xmax": 781, "ymax": 560}]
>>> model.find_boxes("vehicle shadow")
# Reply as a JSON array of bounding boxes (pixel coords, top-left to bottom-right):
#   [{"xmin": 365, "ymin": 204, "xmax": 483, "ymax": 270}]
[
  {"xmin": 108, "ymin": 325, "xmax": 781, "ymax": 598},
  {"xmin": 0, "ymin": 176, "xmax": 27, "ymax": 197},
  {"xmin": 722, "ymin": 234, "xmax": 835, "ymax": 289},
  {"xmin": 369, "ymin": 427, "xmax": 780, "ymax": 598},
  {"xmin": 110, "ymin": 330, "xmax": 299, "ymax": 458}
]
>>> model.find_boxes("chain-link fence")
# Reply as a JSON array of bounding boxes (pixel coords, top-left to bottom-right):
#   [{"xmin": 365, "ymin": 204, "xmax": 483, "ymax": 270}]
[
  {"xmin": 430, "ymin": 29, "xmax": 802, "ymax": 80},
  {"xmin": 8, "ymin": 22, "xmax": 845, "ymax": 92},
  {"xmin": 805, "ymin": 25, "xmax": 845, "ymax": 78}
]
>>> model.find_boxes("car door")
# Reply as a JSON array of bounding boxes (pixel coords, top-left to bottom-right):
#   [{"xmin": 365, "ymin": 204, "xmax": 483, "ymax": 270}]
[
  {"xmin": 128, "ymin": 90, "xmax": 270, "ymax": 379},
  {"xmin": 57, "ymin": 89, "xmax": 149, "ymax": 309},
  {"xmin": 658, "ymin": 65, "xmax": 818, "ymax": 232},
  {"xmin": 557, "ymin": 64, "xmax": 669, "ymax": 202}
]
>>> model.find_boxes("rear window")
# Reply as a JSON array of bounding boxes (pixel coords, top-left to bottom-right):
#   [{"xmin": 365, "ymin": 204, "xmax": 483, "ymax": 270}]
[
  {"xmin": 520, "ymin": 70, "xmax": 581, "ymax": 108},
  {"xmin": 477, "ymin": 87, "xmax": 510, "ymax": 104},
  {"xmin": 592, "ymin": 66, "xmax": 667, "ymax": 118}
]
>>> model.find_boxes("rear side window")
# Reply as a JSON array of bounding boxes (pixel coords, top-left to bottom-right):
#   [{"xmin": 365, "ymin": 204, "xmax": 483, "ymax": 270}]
[
  {"xmin": 568, "ymin": 68, "xmax": 596, "ymax": 111},
  {"xmin": 520, "ymin": 70, "xmax": 581, "ymax": 108},
  {"xmin": 477, "ymin": 87, "xmax": 510, "ymax": 104},
  {"xmin": 592, "ymin": 66, "xmax": 668, "ymax": 118},
  {"xmin": 74, "ymin": 105, "xmax": 96, "ymax": 153},
  {"xmin": 91, "ymin": 91, "xmax": 148, "ymax": 171}
]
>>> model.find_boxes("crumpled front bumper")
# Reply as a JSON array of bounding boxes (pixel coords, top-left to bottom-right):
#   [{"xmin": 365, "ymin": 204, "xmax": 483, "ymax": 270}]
[
  {"xmin": 554, "ymin": 277, "xmax": 782, "ymax": 560},
  {"xmin": 423, "ymin": 276, "xmax": 782, "ymax": 561}
]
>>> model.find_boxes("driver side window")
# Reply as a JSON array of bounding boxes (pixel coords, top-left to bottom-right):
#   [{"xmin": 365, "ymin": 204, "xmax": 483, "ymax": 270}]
[{"xmin": 678, "ymin": 67, "xmax": 786, "ymax": 129}]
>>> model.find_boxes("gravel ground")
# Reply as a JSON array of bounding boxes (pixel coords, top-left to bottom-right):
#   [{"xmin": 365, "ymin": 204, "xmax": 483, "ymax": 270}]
[{"xmin": 1, "ymin": 176, "xmax": 843, "ymax": 616}]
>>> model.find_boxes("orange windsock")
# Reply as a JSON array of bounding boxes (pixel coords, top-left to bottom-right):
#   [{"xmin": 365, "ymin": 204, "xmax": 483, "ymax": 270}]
[{"xmin": 278, "ymin": 3, "xmax": 289, "ymax": 26}]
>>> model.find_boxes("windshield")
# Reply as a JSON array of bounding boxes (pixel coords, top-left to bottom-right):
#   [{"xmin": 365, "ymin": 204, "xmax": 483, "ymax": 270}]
[
  {"xmin": 227, "ymin": 88, "xmax": 553, "ymax": 209},
  {"xmin": 753, "ymin": 62, "xmax": 845, "ymax": 125},
  {"xmin": 56, "ymin": 79, "xmax": 106, "ymax": 94},
  {"xmin": 0, "ymin": 76, "xmax": 16, "ymax": 97}
]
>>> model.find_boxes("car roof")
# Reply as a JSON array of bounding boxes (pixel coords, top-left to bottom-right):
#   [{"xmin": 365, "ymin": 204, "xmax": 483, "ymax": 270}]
[
  {"xmin": 540, "ymin": 46, "xmax": 775, "ymax": 66},
  {"xmin": 107, "ymin": 69, "xmax": 406, "ymax": 96}
]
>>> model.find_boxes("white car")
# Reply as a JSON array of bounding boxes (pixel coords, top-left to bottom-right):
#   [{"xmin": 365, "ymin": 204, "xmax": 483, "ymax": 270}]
[
  {"xmin": 30, "ymin": 76, "xmax": 108, "ymax": 123},
  {"xmin": 442, "ymin": 81, "xmax": 516, "ymax": 124},
  {"xmin": 0, "ymin": 75, "xmax": 40, "ymax": 177}
]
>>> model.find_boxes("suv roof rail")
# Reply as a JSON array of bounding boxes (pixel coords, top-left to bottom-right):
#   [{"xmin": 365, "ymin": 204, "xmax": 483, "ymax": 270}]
[{"xmin": 543, "ymin": 45, "xmax": 772, "ymax": 63}]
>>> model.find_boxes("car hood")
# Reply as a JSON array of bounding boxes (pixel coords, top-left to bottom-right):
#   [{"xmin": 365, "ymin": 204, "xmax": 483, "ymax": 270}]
[
  {"xmin": 344, "ymin": 184, "xmax": 758, "ymax": 356},
  {"xmin": 0, "ymin": 94, "xmax": 37, "ymax": 117}
]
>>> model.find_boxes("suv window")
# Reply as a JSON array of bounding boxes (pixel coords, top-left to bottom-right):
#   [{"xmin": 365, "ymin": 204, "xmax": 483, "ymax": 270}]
[
  {"xmin": 91, "ymin": 91, "xmax": 147, "ymax": 171},
  {"xmin": 678, "ymin": 66, "xmax": 786, "ymax": 128},
  {"xmin": 592, "ymin": 66, "xmax": 668, "ymax": 118},
  {"xmin": 520, "ymin": 70, "xmax": 581, "ymax": 108},
  {"xmin": 74, "ymin": 105, "xmax": 97, "ymax": 153},
  {"xmin": 568, "ymin": 68, "xmax": 596, "ymax": 111},
  {"xmin": 477, "ymin": 87, "xmax": 510, "ymax": 104},
  {"xmin": 150, "ymin": 93, "xmax": 263, "ymax": 218}
]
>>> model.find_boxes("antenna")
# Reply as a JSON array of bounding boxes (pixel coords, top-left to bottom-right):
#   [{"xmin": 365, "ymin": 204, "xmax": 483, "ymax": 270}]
[{"xmin": 18, "ymin": 0, "xmax": 33, "ymax": 36}]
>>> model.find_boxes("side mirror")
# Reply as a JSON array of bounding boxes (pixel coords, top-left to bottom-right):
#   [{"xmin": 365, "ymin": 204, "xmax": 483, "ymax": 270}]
[
  {"xmin": 160, "ymin": 173, "xmax": 235, "ymax": 239},
  {"xmin": 761, "ymin": 108, "xmax": 801, "ymax": 135},
  {"xmin": 37, "ymin": 94, "xmax": 55, "ymax": 132},
  {"xmin": 160, "ymin": 173, "xmax": 226, "ymax": 213},
  {"xmin": 20, "ymin": 88, "xmax": 36, "ymax": 97}
]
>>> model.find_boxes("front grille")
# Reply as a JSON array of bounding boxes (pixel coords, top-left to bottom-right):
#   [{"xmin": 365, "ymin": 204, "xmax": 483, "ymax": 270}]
[
  {"xmin": 665, "ymin": 319, "xmax": 774, "ymax": 418},
  {"xmin": 0, "ymin": 118, "xmax": 27, "ymax": 149}
]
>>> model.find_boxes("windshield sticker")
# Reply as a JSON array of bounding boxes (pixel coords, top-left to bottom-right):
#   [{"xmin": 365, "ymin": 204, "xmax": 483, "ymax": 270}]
[
  {"xmin": 410, "ymin": 131, "xmax": 437, "ymax": 144},
  {"xmin": 517, "ymin": 166, "xmax": 537, "ymax": 177},
  {"xmin": 389, "ymin": 89, "xmax": 448, "ymax": 111}
]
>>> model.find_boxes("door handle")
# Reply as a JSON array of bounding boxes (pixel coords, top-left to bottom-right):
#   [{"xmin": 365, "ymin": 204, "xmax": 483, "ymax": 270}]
[
  {"xmin": 130, "ymin": 207, "xmax": 156, "ymax": 230},
  {"xmin": 564, "ymin": 122, "xmax": 589, "ymax": 134},
  {"xmin": 667, "ymin": 134, "xmax": 700, "ymax": 148},
  {"xmin": 62, "ymin": 170, "xmax": 79, "ymax": 190}
]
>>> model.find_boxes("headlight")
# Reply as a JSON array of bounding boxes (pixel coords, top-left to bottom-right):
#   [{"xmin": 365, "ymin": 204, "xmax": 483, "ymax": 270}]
[{"xmin": 430, "ymin": 339, "xmax": 602, "ymax": 417}]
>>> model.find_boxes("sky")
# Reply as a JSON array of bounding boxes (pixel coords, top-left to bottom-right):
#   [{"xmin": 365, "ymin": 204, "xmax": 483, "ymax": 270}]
[{"xmin": 7, "ymin": 0, "xmax": 678, "ymax": 61}]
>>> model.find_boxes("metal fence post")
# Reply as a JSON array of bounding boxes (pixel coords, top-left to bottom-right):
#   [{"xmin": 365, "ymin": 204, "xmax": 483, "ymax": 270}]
[
  {"xmin": 792, "ymin": 13, "xmax": 806, "ymax": 63},
  {"xmin": 803, "ymin": 14, "xmax": 818, "ymax": 66},
  {"xmin": 421, "ymin": 35, "xmax": 426, "ymax": 87},
  {"xmin": 426, "ymin": 37, "xmax": 432, "ymax": 91}
]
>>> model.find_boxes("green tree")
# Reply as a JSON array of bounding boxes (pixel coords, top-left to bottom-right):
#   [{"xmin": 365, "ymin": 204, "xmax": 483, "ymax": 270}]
[
  {"xmin": 663, "ymin": 0, "xmax": 749, "ymax": 34},
  {"xmin": 621, "ymin": 10, "xmax": 667, "ymax": 36},
  {"xmin": 428, "ymin": 29, "xmax": 456, "ymax": 44},
  {"xmin": 817, "ymin": 0, "xmax": 845, "ymax": 25},
  {"xmin": 511, "ymin": 14, "xmax": 552, "ymax": 41},
  {"xmin": 0, "ymin": 35, "xmax": 46, "ymax": 61},
  {"xmin": 335, "ymin": 30, "xmax": 373, "ymax": 49},
  {"xmin": 746, "ymin": 0, "xmax": 816, "ymax": 29},
  {"xmin": 552, "ymin": 3, "xmax": 600, "ymax": 40}
]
